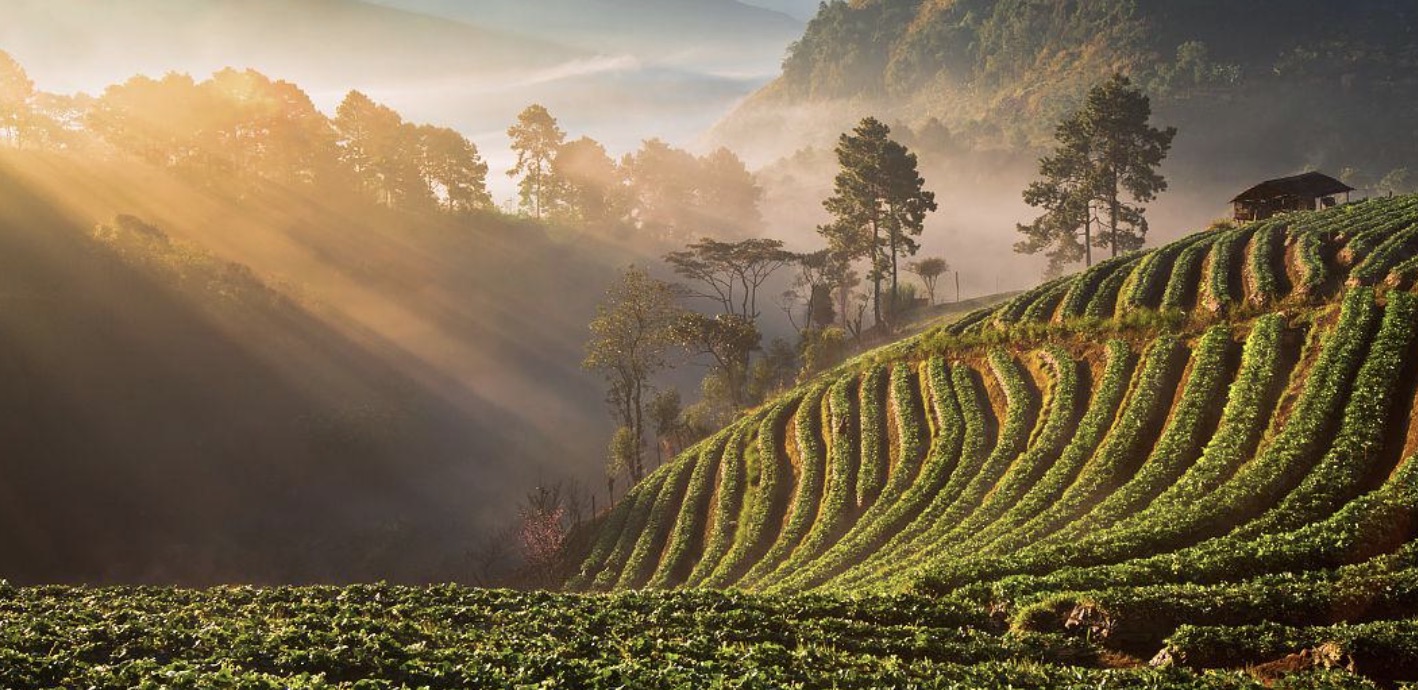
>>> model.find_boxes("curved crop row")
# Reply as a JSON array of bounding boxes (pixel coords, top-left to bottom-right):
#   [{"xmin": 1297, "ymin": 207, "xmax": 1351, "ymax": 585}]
[{"xmin": 952, "ymin": 340, "xmax": 1136, "ymax": 559}]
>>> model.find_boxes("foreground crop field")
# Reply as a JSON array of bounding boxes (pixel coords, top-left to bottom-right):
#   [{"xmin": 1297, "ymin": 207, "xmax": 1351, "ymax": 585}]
[
  {"xmin": 570, "ymin": 195, "xmax": 1418, "ymax": 681},
  {"xmin": 0, "ymin": 584, "xmax": 1404, "ymax": 689}
]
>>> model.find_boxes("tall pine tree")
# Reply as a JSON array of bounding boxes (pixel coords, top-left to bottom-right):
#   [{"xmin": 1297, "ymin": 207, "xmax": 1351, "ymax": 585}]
[
  {"xmin": 1018, "ymin": 73, "xmax": 1175, "ymax": 273},
  {"xmin": 819, "ymin": 117, "xmax": 936, "ymax": 329}
]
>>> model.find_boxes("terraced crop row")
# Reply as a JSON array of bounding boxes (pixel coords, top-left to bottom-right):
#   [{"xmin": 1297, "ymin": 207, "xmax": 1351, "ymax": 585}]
[{"xmin": 937, "ymin": 195, "xmax": 1418, "ymax": 333}]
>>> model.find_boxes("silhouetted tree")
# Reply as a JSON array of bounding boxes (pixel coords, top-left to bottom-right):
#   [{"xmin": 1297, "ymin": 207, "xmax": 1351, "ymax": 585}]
[
  {"xmin": 696, "ymin": 147, "xmax": 764, "ymax": 238},
  {"xmin": 606, "ymin": 426, "xmax": 636, "ymax": 505},
  {"xmin": 507, "ymin": 104, "xmax": 566, "ymax": 220},
  {"xmin": 819, "ymin": 117, "xmax": 936, "ymax": 330},
  {"xmin": 671, "ymin": 312, "xmax": 761, "ymax": 410},
  {"xmin": 647, "ymin": 389, "xmax": 684, "ymax": 468},
  {"xmin": 334, "ymin": 90, "xmax": 430, "ymax": 208},
  {"xmin": 624, "ymin": 138, "xmax": 700, "ymax": 239},
  {"xmin": 1017, "ymin": 74, "xmax": 1175, "ymax": 270},
  {"xmin": 418, "ymin": 125, "xmax": 492, "ymax": 213},
  {"xmin": 205, "ymin": 69, "xmax": 340, "ymax": 186}
]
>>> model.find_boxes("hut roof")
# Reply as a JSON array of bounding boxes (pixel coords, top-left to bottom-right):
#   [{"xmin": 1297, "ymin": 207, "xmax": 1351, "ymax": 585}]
[{"xmin": 1231, "ymin": 172, "xmax": 1354, "ymax": 203}]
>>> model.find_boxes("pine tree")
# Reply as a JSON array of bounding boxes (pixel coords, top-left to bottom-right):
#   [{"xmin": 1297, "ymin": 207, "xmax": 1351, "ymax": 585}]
[
  {"xmin": 1017, "ymin": 73, "xmax": 1175, "ymax": 273},
  {"xmin": 819, "ymin": 117, "xmax": 936, "ymax": 330},
  {"xmin": 507, "ymin": 104, "xmax": 566, "ymax": 220}
]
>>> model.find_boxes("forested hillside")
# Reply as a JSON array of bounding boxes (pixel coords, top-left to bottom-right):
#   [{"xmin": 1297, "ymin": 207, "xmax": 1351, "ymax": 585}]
[
  {"xmin": 717, "ymin": 0, "xmax": 1418, "ymax": 177},
  {"xmin": 572, "ymin": 195, "xmax": 1418, "ymax": 676}
]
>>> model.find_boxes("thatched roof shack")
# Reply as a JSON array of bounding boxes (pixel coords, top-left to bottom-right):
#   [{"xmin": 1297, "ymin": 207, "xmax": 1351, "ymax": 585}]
[{"xmin": 1232, "ymin": 172, "xmax": 1354, "ymax": 221}]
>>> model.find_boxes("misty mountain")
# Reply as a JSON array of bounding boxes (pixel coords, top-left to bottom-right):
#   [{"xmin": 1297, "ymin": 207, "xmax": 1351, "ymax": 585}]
[
  {"xmin": 715, "ymin": 0, "xmax": 1418, "ymax": 178},
  {"xmin": 364, "ymin": 0, "xmax": 803, "ymax": 75},
  {"xmin": 739, "ymin": 0, "xmax": 823, "ymax": 22}
]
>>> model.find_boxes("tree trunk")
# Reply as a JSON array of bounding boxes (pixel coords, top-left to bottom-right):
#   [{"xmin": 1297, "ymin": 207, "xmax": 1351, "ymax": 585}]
[
  {"xmin": 889, "ymin": 225, "xmax": 899, "ymax": 328},
  {"xmin": 1109, "ymin": 186, "xmax": 1120, "ymax": 259},
  {"xmin": 870, "ymin": 216, "xmax": 883, "ymax": 328},
  {"xmin": 631, "ymin": 379, "xmax": 644, "ymax": 484},
  {"xmin": 837, "ymin": 283, "xmax": 848, "ymax": 330},
  {"xmin": 1084, "ymin": 212, "xmax": 1093, "ymax": 267}
]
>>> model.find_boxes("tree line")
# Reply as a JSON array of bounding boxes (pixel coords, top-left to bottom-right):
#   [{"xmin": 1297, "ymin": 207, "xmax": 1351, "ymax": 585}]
[{"xmin": 0, "ymin": 51, "xmax": 762, "ymax": 241}]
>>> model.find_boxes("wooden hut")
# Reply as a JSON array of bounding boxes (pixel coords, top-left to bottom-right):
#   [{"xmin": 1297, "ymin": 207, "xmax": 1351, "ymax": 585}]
[{"xmin": 1231, "ymin": 172, "xmax": 1354, "ymax": 222}]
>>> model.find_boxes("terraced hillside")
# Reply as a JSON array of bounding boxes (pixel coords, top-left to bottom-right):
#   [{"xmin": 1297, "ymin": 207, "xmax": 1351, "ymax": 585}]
[{"xmin": 570, "ymin": 195, "xmax": 1418, "ymax": 676}]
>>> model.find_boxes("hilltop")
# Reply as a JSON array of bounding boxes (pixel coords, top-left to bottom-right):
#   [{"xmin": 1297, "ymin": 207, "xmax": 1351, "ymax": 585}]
[{"xmin": 570, "ymin": 195, "xmax": 1418, "ymax": 676}]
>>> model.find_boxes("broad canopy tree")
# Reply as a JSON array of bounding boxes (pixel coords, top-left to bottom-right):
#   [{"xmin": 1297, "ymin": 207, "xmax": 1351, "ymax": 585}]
[
  {"xmin": 908, "ymin": 257, "xmax": 949, "ymax": 305},
  {"xmin": 664, "ymin": 237, "xmax": 795, "ymax": 321},
  {"xmin": 1017, "ymin": 73, "xmax": 1176, "ymax": 273},
  {"xmin": 819, "ymin": 117, "xmax": 936, "ymax": 330}
]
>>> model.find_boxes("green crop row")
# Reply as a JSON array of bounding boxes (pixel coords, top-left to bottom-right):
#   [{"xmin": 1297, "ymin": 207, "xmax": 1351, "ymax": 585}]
[
  {"xmin": 1014, "ymin": 561, "xmax": 1418, "ymax": 656},
  {"xmin": 1162, "ymin": 235, "xmax": 1217, "ymax": 310},
  {"xmin": 647, "ymin": 434, "xmax": 728, "ymax": 588},
  {"xmin": 1341, "ymin": 195, "xmax": 1418, "ymax": 260},
  {"xmin": 1202, "ymin": 227, "xmax": 1253, "ymax": 312},
  {"xmin": 762, "ymin": 375, "xmax": 864, "ymax": 586},
  {"xmin": 1084, "ymin": 263, "xmax": 1132, "ymax": 319},
  {"xmin": 1244, "ymin": 218, "xmax": 1288, "ymax": 303},
  {"xmin": 1232, "ymin": 290, "xmax": 1417, "ymax": 538},
  {"xmin": 854, "ymin": 365, "xmax": 886, "ymax": 508},
  {"xmin": 921, "ymin": 315, "xmax": 1287, "ymax": 594},
  {"xmin": 800, "ymin": 360, "xmax": 964, "ymax": 593},
  {"xmin": 1294, "ymin": 228, "xmax": 1329, "ymax": 295},
  {"xmin": 1021, "ymin": 280, "xmax": 1070, "ymax": 323},
  {"xmin": 1350, "ymin": 222, "xmax": 1418, "ymax": 285},
  {"xmin": 772, "ymin": 363, "xmax": 932, "ymax": 592},
  {"xmin": 831, "ymin": 361, "xmax": 991, "ymax": 589},
  {"xmin": 966, "ymin": 299, "xmax": 1387, "ymax": 601},
  {"xmin": 737, "ymin": 386, "xmax": 829, "ymax": 588},
  {"xmin": 1387, "ymin": 252, "xmax": 1418, "ymax": 288},
  {"xmin": 873, "ymin": 350, "xmax": 1040, "ymax": 588},
  {"xmin": 1125, "ymin": 231, "xmax": 1216, "ymax": 313},
  {"xmin": 1160, "ymin": 618, "xmax": 1418, "ymax": 677},
  {"xmin": 591, "ymin": 464, "xmax": 673, "ymax": 590},
  {"xmin": 1059, "ymin": 253, "xmax": 1141, "ymax": 319},
  {"xmin": 1043, "ymin": 325, "xmax": 1235, "ymax": 546},
  {"xmin": 956, "ymin": 340, "xmax": 1136, "ymax": 560},
  {"xmin": 701, "ymin": 397, "xmax": 797, "ymax": 588},
  {"xmin": 615, "ymin": 443, "xmax": 700, "ymax": 589},
  {"xmin": 992, "ymin": 276, "xmax": 1074, "ymax": 329},
  {"xmin": 682, "ymin": 426, "xmax": 748, "ymax": 587},
  {"xmin": 992, "ymin": 336, "xmax": 1185, "ymax": 556},
  {"xmin": 1005, "ymin": 449, "xmax": 1418, "ymax": 602},
  {"xmin": 926, "ymin": 348, "xmax": 1081, "ymax": 564}
]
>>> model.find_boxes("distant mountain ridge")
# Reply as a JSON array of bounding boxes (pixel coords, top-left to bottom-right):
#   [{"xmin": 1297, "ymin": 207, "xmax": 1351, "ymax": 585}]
[{"xmin": 365, "ymin": 0, "xmax": 803, "ymax": 74}]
